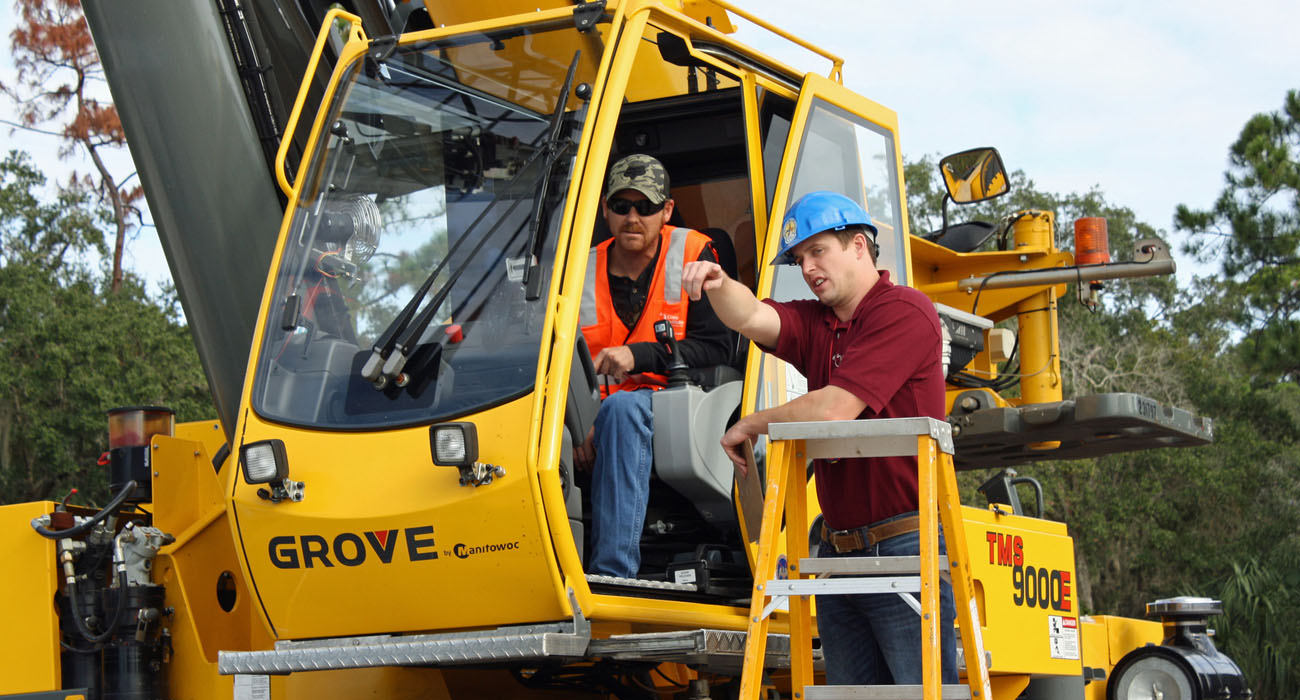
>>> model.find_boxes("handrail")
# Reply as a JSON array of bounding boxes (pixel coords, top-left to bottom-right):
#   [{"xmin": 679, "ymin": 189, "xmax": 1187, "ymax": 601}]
[
  {"xmin": 706, "ymin": 0, "xmax": 844, "ymax": 82},
  {"xmin": 273, "ymin": 9, "xmax": 366, "ymax": 198}
]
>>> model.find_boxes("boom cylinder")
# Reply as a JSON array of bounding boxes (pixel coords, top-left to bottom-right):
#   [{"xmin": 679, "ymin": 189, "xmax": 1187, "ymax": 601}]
[
  {"xmin": 1010, "ymin": 212, "xmax": 1063, "ymax": 450},
  {"xmin": 1016, "ymin": 289, "xmax": 1061, "ymax": 406},
  {"xmin": 1013, "ymin": 211, "xmax": 1061, "ymax": 403}
]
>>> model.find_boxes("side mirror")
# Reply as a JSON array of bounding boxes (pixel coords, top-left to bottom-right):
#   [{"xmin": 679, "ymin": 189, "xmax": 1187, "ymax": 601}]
[{"xmin": 939, "ymin": 147, "xmax": 1009, "ymax": 204}]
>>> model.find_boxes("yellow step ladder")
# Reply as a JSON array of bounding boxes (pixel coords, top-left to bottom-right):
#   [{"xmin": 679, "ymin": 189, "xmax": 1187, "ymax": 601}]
[{"xmin": 738, "ymin": 417, "xmax": 991, "ymax": 700}]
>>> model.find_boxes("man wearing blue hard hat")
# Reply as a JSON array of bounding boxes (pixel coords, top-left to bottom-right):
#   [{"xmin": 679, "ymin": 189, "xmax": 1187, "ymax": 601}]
[{"xmin": 682, "ymin": 190, "xmax": 954, "ymax": 687}]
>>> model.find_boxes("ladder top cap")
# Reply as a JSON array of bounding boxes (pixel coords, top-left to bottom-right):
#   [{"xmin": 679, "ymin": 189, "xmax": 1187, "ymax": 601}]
[{"xmin": 768, "ymin": 417, "xmax": 953, "ymax": 455}]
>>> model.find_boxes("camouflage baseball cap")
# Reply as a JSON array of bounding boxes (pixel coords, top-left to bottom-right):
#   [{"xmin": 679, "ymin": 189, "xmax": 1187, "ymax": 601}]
[{"xmin": 606, "ymin": 154, "xmax": 670, "ymax": 205}]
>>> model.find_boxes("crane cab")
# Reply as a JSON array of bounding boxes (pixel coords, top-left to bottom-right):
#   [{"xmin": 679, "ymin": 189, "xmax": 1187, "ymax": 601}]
[{"xmin": 229, "ymin": 0, "xmax": 910, "ymax": 641}]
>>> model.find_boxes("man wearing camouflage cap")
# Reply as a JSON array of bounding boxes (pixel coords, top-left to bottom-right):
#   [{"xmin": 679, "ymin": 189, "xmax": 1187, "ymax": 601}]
[{"xmin": 575, "ymin": 153, "xmax": 732, "ymax": 579}]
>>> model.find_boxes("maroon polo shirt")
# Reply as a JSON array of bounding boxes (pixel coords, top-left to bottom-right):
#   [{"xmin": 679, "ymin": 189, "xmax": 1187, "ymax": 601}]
[{"xmin": 761, "ymin": 271, "xmax": 945, "ymax": 529}]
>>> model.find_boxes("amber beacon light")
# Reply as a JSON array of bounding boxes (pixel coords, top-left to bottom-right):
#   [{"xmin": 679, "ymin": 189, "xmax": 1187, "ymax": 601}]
[{"xmin": 1073, "ymin": 217, "xmax": 1112, "ymax": 265}]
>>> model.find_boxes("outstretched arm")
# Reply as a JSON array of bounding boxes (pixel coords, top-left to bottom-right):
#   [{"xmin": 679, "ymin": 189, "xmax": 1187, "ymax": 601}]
[
  {"xmin": 722, "ymin": 384, "xmax": 867, "ymax": 473},
  {"xmin": 682, "ymin": 260, "xmax": 782, "ymax": 349}
]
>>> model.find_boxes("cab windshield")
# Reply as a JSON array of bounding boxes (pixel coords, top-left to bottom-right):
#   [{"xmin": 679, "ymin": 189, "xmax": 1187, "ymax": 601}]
[{"xmin": 253, "ymin": 21, "xmax": 596, "ymax": 430}]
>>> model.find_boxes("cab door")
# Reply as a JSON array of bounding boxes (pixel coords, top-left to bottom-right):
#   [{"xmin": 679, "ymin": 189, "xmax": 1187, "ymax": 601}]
[{"xmin": 736, "ymin": 72, "xmax": 912, "ymax": 559}]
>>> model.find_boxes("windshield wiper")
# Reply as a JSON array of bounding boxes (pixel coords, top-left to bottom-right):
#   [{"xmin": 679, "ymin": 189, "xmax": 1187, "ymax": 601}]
[
  {"xmin": 359, "ymin": 183, "xmax": 534, "ymax": 390},
  {"xmin": 361, "ymin": 53, "xmax": 582, "ymax": 390},
  {"xmin": 359, "ymin": 131, "xmax": 554, "ymax": 390},
  {"xmin": 522, "ymin": 50, "xmax": 582, "ymax": 300}
]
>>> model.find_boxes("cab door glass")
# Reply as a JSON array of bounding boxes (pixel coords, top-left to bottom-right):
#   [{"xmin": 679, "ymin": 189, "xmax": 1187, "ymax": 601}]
[
  {"xmin": 758, "ymin": 90, "xmax": 794, "ymax": 217},
  {"xmin": 771, "ymin": 98, "xmax": 905, "ymax": 306}
]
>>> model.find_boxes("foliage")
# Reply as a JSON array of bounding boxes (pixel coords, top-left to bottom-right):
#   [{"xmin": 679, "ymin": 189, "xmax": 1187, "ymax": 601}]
[
  {"xmin": 1169, "ymin": 91, "xmax": 1300, "ymax": 696},
  {"xmin": 1214, "ymin": 553, "xmax": 1300, "ymax": 700},
  {"xmin": 1, "ymin": 0, "xmax": 143, "ymax": 293},
  {"xmin": 0, "ymin": 143, "xmax": 104, "ymax": 272},
  {"xmin": 1176, "ymin": 89, "xmax": 1300, "ymax": 382},
  {"xmin": 0, "ymin": 151, "xmax": 210, "ymax": 506}
]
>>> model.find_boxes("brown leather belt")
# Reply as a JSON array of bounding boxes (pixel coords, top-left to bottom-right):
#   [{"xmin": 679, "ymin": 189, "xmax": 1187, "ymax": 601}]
[{"xmin": 821, "ymin": 515, "xmax": 921, "ymax": 553}]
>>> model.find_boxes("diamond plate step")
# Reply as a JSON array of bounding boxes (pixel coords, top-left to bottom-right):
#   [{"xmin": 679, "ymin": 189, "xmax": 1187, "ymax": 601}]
[
  {"xmin": 220, "ymin": 590, "xmax": 592, "ymax": 675},
  {"xmin": 589, "ymin": 629, "xmax": 796, "ymax": 674},
  {"xmin": 218, "ymin": 621, "xmax": 589, "ymax": 675},
  {"xmin": 585, "ymin": 573, "xmax": 699, "ymax": 591}
]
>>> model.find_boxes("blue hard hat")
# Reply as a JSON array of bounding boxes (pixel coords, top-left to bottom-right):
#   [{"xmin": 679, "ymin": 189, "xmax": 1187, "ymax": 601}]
[{"xmin": 771, "ymin": 191, "xmax": 877, "ymax": 265}]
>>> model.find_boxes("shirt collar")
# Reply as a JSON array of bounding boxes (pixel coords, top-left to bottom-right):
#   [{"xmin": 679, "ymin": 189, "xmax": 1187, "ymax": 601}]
[{"xmin": 820, "ymin": 270, "xmax": 893, "ymax": 328}]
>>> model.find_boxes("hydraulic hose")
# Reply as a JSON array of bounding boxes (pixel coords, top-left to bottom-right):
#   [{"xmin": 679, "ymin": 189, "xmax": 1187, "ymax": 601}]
[
  {"xmin": 67, "ymin": 566, "xmax": 129, "ymax": 644},
  {"xmin": 31, "ymin": 480, "xmax": 137, "ymax": 540}
]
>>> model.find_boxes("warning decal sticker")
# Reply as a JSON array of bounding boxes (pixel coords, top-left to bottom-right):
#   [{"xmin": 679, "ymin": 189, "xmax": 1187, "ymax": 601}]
[{"xmin": 1048, "ymin": 615, "xmax": 1080, "ymax": 660}]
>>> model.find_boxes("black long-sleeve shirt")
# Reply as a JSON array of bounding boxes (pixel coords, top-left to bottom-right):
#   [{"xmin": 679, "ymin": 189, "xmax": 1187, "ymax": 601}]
[{"xmin": 607, "ymin": 243, "xmax": 734, "ymax": 373}]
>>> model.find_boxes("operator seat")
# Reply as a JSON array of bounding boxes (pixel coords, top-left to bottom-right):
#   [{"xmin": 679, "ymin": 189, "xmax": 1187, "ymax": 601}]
[{"xmin": 700, "ymin": 227, "xmax": 738, "ymax": 280}]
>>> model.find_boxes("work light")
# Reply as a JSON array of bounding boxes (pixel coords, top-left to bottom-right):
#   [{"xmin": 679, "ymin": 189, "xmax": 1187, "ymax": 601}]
[
  {"xmin": 241, "ymin": 439, "xmax": 289, "ymax": 484},
  {"xmin": 430, "ymin": 423, "xmax": 479, "ymax": 467}
]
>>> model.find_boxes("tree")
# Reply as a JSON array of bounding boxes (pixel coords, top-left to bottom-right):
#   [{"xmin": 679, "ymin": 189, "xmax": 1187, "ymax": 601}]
[
  {"xmin": 2, "ymin": 0, "xmax": 143, "ymax": 293},
  {"xmin": 1216, "ymin": 555, "xmax": 1300, "ymax": 700},
  {"xmin": 1176, "ymin": 89, "xmax": 1300, "ymax": 382},
  {"xmin": 0, "ymin": 151, "xmax": 210, "ymax": 505}
]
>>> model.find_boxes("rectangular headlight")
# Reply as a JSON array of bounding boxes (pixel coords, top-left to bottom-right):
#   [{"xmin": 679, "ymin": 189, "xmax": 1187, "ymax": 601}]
[
  {"xmin": 241, "ymin": 439, "xmax": 288, "ymax": 484},
  {"xmin": 430, "ymin": 423, "xmax": 478, "ymax": 467}
]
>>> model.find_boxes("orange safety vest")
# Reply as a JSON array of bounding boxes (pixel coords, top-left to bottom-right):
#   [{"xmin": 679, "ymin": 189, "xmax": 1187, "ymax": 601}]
[{"xmin": 580, "ymin": 225, "xmax": 710, "ymax": 396}]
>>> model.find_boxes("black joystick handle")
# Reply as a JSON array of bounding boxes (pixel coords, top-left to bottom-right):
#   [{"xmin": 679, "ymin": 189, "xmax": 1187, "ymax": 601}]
[{"xmin": 653, "ymin": 319, "xmax": 691, "ymax": 386}]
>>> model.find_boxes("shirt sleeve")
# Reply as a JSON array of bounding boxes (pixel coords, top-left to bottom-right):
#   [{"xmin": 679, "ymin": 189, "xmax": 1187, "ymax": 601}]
[
  {"xmin": 628, "ymin": 245, "xmax": 734, "ymax": 373},
  {"xmin": 829, "ymin": 297, "xmax": 941, "ymax": 414},
  {"xmin": 757, "ymin": 298, "xmax": 813, "ymax": 370}
]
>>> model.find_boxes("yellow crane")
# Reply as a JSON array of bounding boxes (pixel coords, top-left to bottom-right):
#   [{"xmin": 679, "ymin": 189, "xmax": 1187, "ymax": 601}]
[{"xmin": 1, "ymin": 2, "xmax": 1247, "ymax": 698}]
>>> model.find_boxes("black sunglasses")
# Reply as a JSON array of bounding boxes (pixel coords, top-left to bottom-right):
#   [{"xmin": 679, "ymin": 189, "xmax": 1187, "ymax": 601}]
[{"xmin": 607, "ymin": 197, "xmax": 666, "ymax": 216}]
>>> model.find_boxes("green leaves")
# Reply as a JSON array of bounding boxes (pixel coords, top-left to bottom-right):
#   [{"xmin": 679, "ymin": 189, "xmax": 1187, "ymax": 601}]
[
  {"xmin": 1216, "ymin": 555, "xmax": 1300, "ymax": 700},
  {"xmin": 1, "ymin": 151, "xmax": 106, "ymax": 277},
  {"xmin": 0, "ymin": 151, "xmax": 210, "ymax": 506},
  {"xmin": 1177, "ymin": 89, "xmax": 1300, "ymax": 382}
]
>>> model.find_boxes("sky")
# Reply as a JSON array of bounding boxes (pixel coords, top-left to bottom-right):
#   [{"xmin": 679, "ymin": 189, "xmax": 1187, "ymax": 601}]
[
  {"xmin": 731, "ymin": 0, "xmax": 1300, "ymax": 281},
  {"xmin": 4, "ymin": 1, "xmax": 1300, "ymax": 290}
]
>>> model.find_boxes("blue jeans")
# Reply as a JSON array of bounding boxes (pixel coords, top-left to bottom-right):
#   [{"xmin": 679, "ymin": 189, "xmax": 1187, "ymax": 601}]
[
  {"xmin": 588, "ymin": 389, "xmax": 655, "ymax": 578},
  {"xmin": 812, "ymin": 512, "xmax": 958, "ymax": 686}
]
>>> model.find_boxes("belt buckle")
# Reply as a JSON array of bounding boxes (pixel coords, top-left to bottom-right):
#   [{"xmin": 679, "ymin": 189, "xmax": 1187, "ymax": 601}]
[{"xmin": 827, "ymin": 527, "xmax": 864, "ymax": 553}]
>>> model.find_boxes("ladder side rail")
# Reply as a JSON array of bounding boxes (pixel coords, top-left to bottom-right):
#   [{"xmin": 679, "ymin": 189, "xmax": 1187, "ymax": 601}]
[
  {"xmin": 918, "ymin": 435, "xmax": 942, "ymax": 699},
  {"xmin": 937, "ymin": 450, "xmax": 992, "ymax": 700},
  {"xmin": 738, "ymin": 438, "xmax": 799, "ymax": 700},
  {"xmin": 784, "ymin": 439, "xmax": 815, "ymax": 692}
]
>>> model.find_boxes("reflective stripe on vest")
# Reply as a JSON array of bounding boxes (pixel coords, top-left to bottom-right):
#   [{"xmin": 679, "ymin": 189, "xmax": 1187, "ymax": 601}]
[
  {"xmin": 580, "ymin": 226, "xmax": 692, "ymax": 327},
  {"xmin": 580, "ymin": 253, "xmax": 599, "ymax": 327}
]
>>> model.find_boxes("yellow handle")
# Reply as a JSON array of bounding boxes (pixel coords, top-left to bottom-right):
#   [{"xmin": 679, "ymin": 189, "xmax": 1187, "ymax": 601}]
[
  {"xmin": 704, "ymin": 0, "xmax": 844, "ymax": 82},
  {"xmin": 274, "ymin": 9, "xmax": 367, "ymax": 198}
]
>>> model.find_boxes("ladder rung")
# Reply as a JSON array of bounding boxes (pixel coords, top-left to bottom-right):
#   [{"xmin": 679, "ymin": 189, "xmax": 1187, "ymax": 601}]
[
  {"xmin": 805, "ymin": 684, "xmax": 973, "ymax": 700},
  {"xmin": 765, "ymin": 576, "xmax": 918, "ymax": 597},
  {"xmin": 799, "ymin": 555, "xmax": 949, "ymax": 576}
]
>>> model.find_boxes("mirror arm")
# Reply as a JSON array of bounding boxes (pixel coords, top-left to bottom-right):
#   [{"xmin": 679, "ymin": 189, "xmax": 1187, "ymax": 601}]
[{"xmin": 939, "ymin": 193, "xmax": 951, "ymax": 240}]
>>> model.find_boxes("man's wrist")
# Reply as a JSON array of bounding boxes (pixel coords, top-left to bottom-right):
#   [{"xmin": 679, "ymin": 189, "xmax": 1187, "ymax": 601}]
[{"xmin": 627, "ymin": 342, "xmax": 658, "ymax": 373}]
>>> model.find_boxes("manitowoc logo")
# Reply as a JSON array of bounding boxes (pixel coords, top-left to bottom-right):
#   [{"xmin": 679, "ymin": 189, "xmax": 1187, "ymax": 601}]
[
  {"xmin": 453, "ymin": 541, "xmax": 521, "ymax": 559},
  {"xmin": 268, "ymin": 526, "xmax": 437, "ymax": 569}
]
